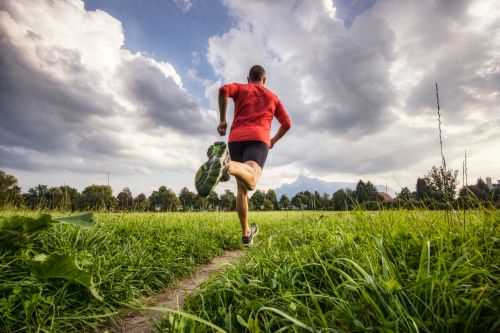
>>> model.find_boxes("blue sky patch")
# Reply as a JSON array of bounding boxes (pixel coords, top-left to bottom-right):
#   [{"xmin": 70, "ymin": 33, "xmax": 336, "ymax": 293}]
[{"xmin": 84, "ymin": 0, "xmax": 233, "ymax": 103}]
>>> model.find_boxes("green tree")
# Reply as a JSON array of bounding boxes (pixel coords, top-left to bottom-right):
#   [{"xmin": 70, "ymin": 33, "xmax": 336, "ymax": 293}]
[
  {"xmin": 25, "ymin": 185, "xmax": 49, "ymax": 209},
  {"xmin": 47, "ymin": 187, "xmax": 64, "ymax": 210},
  {"xmin": 321, "ymin": 193, "xmax": 331, "ymax": 210},
  {"xmin": 332, "ymin": 189, "xmax": 348, "ymax": 211},
  {"xmin": 278, "ymin": 194, "xmax": 290, "ymax": 210},
  {"xmin": 396, "ymin": 187, "xmax": 412, "ymax": 201},
  {"xmin": 80, "ymin": 185, "xmax": 115, "ymax": 210},
  {"xmin": 220, "ymin": 190, "xmax": 236, "ymax": 210},
  {"xmin": 345, "ymin": 189, "xmax": 355, "ymax": 209},
  {"xmin": 493, "ymin": 187, "xmax": 500, "ymax": 206},
  {"xmin": 263, "ymin": 198, "xmax": 274, "ymax": 210},
  {"xmin": 458, "ymin": 186, "xmax": 478, "ymax": 208},
  {"xmin": 7, "ymin": 185, "xmax": 23, "ymax": 207},
  {"xmin": 310, "ymin": 191, "xmax": 321, "ymax": 210},
  {"xmin": 179, "ymin": 187, "xmax": 196, "ymax": 211},
  {"xmin": 365, "ymin": 181, "xmax": 378, "ymax": 201},
  {"xmin": 207, "ymin": 191, "xmax": 220, "ymax": 210},
  {"xmin": 474, "ymin": 178, "xmax": 491, "ymax": 202},
  {"xmin": 458, "ymin": 178, "xmax": 493, "ymax": 207},
  {"xmin": 0, "ymin": 170, "xmax": 23, "ymax": 207},
  {"xmin": 355, "ymin": 181, "xmax": 368, "ymax": 203},
  {"xmin": 133, "ymin": 193, "xmax": 149, "ymax": 211},
  {"xmin": 291, "ymin": 192, "xmax": 305, "ymax": 209},
  {"xmin": 302, "ymin": 191, "xmax": 313, "ymax": 209},
  {"xmin": 416, "ymin": 177, "xmax": 431, "ymax": 201},
  {"xmin": 117, "ymin": 187, "xmax": 133, "ymax": 211},
  {"xmin": 290, "ymin": 191, "xmax": 315, "ymax": 210},
  {"xmin": 250, "ymin": 190, "xmax": 265, "ymax": 210},
  {"xmin": 149, "ymin": 186, "xmax": 180, "ymax": 212},
  {"xmin": 265, "ymin": 189, "xmax": 278, "ymax": 210},
  {"xmin": 425, "ymin": 166, "xmax": 458, "ymax": 204},
  {"xmin": 193, "ymin": 194, "xmax": 206, "ymax": 211},
  {"xmin": 166, "ymin": 190, "xmax": 180, "ymax": 211},
  {"xmin": 355, "ymin": 180, "xmax": 378, "ymax": 204},
  {"xmin": 59, "ymin": 186, "xmax": 80, "ymax": 211}
]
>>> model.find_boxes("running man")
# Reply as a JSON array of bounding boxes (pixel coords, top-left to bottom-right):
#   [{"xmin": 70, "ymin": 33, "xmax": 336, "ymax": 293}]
[{"xmin": 195, "ymin": 65, "xmax": 291, "ymax": 245}]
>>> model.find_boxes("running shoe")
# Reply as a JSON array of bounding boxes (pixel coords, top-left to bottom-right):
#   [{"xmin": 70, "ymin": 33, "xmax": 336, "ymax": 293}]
[
  {"xmin": 195, "ymin": 141, "xmax": 229, "ymax": 197},
  {"xmin": 242, "ymin": 224, "xmax": 259, "ymax": 246}
]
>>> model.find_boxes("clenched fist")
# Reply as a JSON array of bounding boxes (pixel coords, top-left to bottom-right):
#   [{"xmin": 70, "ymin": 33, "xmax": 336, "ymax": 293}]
[{"xmin": 217, "ymin": 121, "xmax": 227, "ymax": 136}]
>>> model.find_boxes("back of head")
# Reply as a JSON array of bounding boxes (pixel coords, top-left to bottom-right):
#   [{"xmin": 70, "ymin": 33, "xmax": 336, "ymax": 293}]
[{"xmin": 248, "ymin": 65, "xmax": 266, "ymax": 82}]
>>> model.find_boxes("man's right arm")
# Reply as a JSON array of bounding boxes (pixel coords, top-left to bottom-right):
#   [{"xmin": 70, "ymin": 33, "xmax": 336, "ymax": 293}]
[
  {"xmin": 217, "ymin": 83, "xmax": 239, "ymax": 136},
  {"xmin": 218, "ymin": 88, "xmax": 228, "ymax": 136}
]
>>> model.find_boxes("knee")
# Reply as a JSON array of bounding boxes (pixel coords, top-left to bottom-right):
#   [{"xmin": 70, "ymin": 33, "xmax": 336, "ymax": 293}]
[
  {"xmin": 246, "ymin": 182, "xmax": 256, "ymax": 191},
  {"xmin": 239, "ymin": 179, "xmax": 255, "ymax": 192}
]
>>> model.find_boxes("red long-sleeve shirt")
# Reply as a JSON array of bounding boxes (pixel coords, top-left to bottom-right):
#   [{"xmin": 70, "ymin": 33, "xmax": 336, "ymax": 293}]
[{"xmin": 220, "ymin": 82, "xmax": 291, "ymax": 146}]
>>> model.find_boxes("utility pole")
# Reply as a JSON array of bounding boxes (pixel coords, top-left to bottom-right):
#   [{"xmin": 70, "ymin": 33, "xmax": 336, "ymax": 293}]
[
  {"xmin": 462, "ymin": 151, "xmax": 469, "ymax": 187},
  {"xmin": 435, "ymin": 83, "xmax": 446, "ymax": 170},
  {"xmin": 462, "ymin": 149, "xmax": 468, "ymax": 234}
]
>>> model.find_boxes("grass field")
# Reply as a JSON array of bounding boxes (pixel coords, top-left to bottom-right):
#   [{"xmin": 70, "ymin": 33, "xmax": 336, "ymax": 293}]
[
  {"xmin": 1, "ymin": 210, "xmax": 499, "ymax": 332},
  {"xmin": 0, "ymin": 212, "xmax": 241, "ymax": 332}
]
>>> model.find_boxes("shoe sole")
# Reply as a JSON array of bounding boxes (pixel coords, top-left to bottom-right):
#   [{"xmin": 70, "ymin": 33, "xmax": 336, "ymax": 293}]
[{"xmin": 195, "ymin": 142, "xmax": 228, "ymax": 197}]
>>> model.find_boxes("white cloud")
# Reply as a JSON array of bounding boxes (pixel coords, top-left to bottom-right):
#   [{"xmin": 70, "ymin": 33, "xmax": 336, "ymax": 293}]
[
  {"xmin": 1, "ymin": 0, "xmax": 499, "ymax": 196},
  {"xmin": 0, "ymin": 0, "xmax": 215, "ymax": 194},
  {"xmin": 322, "ymin": 0, "xmax": 336, "ymax": 19},
  {"xmin": 205, "ymin": 0, "xmax": 500, "ymax": 191}
]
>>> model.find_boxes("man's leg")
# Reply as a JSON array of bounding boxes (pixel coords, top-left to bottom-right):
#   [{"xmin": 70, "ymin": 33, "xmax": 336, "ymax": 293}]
[
  {"xmin": 236, "ymin": 180, "xmax": 249, "ymax": 236},
  {"xmin": 227, "ymin": 142, "xmax": 266, "ymax": 244},
  {"xmin": 228, "ymin": 160, "xmax": 262, "ymax": 191},
  {"xmin": 232, "ymin": 160, "xmax": 262, "ymax": 237}
]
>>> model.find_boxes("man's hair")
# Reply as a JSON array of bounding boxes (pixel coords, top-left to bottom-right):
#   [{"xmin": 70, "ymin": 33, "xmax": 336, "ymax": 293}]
[{"xmin": 248, "ymin": 65, "xmax": 266, "ymax": 81}]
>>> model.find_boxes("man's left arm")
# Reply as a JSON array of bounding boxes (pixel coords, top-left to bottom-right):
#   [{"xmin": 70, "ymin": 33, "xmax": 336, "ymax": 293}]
[{"xmin": 270, "ymin": 99, "xmax": 291, "ymax": 148}]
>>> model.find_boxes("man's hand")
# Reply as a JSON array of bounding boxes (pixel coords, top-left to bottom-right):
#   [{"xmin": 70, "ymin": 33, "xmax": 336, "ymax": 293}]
[
  {"xmin": 217, "ymin": 121, "xmax": 227, "ymax": 136},
  {"xmin": 270, "ymin": 124, "xmax": 290, "ymax": 149}
]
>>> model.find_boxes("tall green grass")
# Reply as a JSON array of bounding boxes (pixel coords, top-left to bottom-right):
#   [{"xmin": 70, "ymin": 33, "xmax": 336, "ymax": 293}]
[
  {"xmin": 158, "ymin": 210, "xmax": 500, "ymax": 332},
  {"xmin": 2, "ymin": 210, "xmax": 498, "ymax": 332},
  {"xmin": 0, "ymin": 212, "xmax": 241, "ymax": 332}
]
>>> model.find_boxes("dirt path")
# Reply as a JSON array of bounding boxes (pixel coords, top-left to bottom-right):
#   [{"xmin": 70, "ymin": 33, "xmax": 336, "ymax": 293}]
[{"xmin": 107, "ymin": 249, "xmax": 244, "ymax": 333}]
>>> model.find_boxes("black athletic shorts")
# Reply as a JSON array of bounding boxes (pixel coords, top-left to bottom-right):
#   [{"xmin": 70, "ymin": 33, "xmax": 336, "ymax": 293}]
[{"xmin": 228, "ymin": 141, "xmax": 269, "ymax": 168}]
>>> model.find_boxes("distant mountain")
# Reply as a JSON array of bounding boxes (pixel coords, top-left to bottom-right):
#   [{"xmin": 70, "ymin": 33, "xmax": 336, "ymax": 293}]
[{"xmin": 275, "ymin": 175, "xmax": 390, "ymax": 198}]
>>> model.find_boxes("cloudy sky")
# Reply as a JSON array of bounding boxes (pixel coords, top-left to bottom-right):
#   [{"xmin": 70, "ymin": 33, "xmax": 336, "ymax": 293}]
[{"xmin": 1, "ymin": 0, "xmax": 499, "ymax": 196}]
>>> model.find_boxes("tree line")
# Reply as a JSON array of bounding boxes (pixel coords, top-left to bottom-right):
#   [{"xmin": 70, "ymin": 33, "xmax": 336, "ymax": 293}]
[
  {"xmin": 1, "ymin": 167, "xmax": 499, "ymax": 212},
  {"xmin": 395, "ymin": 166, "xmax": 500, "ymax": 209},
  {"xmin": 0, "ymin": 170, "xmax": 240, "ymax": 211}
]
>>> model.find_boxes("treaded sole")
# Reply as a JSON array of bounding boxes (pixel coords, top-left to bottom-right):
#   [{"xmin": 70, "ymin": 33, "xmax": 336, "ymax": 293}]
[{"xmin": 195, "ymin": 143, "xmax": 228, "ymax": 197}]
